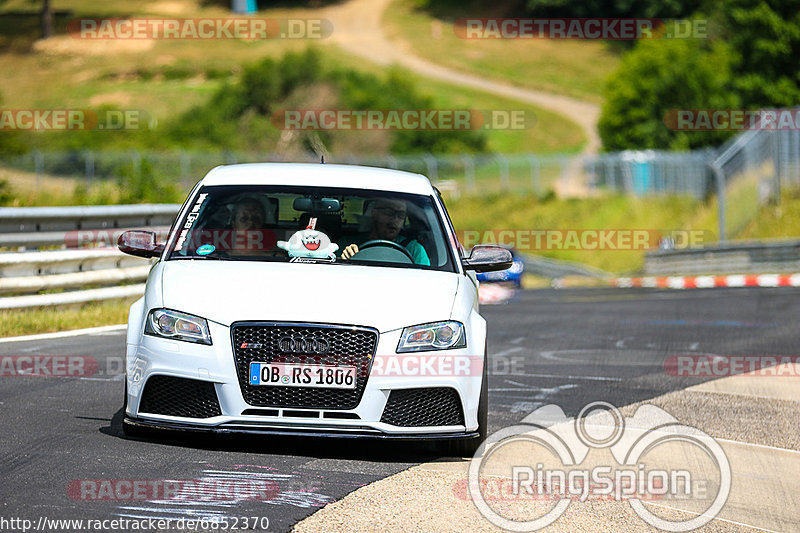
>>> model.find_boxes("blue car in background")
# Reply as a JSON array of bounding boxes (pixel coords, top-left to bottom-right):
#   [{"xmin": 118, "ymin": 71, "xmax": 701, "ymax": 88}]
[{"xmin": 476, "ymin": 248, "xmax": 524, "ymax": 288}]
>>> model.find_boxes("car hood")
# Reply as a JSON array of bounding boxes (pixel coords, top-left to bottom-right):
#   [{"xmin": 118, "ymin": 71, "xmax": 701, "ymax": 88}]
[{"xmin": 160, "ymin": 261, "xmax": 460, "ymax": 333}]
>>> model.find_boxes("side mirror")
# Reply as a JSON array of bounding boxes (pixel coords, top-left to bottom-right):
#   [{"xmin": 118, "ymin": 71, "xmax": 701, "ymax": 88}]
[
  {"xmin": 118, "ymin": 230, "xmax": 164, "ymax": 259},
  {"xmin": 463, "ymin": 245, "xmax": 513, "ymax": 272}
]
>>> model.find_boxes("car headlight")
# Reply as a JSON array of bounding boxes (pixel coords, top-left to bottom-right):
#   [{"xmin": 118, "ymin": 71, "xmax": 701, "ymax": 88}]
[
  {"xmin": 145, "ymin": 309, "xmax": 212, "ymax": 345},
  {"xmin": 397, "ymin": 321, "xmax": 466, "ymax": 353}
]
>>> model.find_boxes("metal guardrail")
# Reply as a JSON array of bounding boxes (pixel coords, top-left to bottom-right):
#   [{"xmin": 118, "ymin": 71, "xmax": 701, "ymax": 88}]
[
  {"xmin": 0, "ymin": 285, "xmax": 147, "ymax": 310},
  {"xmin": 645, "ymin": 239, "xmax": 800, "ymax": 275},
  {"xmin": 519, "ymin": 253, "xmax": 609, "ymax": 280},
  {"xmin": 0, "ymin": 204, "xmax": 179, "ymax": 249},
  {"xmin": 0, "ymin": 248, "xmax": 151, "ymax": 296},
  {"xmin": 0, "ymin": 204, "xmax": 176, "ymax": 309}
]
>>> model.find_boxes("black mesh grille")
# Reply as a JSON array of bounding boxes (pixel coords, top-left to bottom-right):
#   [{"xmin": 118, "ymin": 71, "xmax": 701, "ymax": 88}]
[
  {"xmin": 381, "ymin": 387, "xmax": 464, "ymax": 427},
  {"xmin": 231, "ymin": 323, "xmax": 378, "ymax": 409},
  {"xmin": 139, "ymin": 376, "xmax": 222, "ymax": 418}
]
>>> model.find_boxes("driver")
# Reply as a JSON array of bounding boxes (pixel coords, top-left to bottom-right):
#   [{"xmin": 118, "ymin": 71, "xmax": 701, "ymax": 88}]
[{"xmin": 340, "ymin": 197, "xmax": 430, "ymax": 265}]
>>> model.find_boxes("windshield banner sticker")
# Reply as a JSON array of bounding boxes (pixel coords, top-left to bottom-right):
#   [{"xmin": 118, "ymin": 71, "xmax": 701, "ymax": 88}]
[{"xmin": 174, "ymin": 192, "xmax": 208, "ymax": 251}]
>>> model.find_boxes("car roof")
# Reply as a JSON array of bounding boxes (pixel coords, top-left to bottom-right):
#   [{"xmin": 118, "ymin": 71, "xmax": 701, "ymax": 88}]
[{"xmin": 201, "ymin": 163, "xmax": 435, "ymax": 195}]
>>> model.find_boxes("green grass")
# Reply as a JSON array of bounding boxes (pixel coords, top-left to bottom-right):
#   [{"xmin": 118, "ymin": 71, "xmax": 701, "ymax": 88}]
[
  {"xmin": 382, "ymin": 0, "xmax": 622, "ymax": 104},
  {"xmin": 738, "ymin": 187, "xmax": 800, "ymax": 240},
  {"xmin": 445, "ymin": 193, "xmax": 717, "ymax": 273},
  {"xmin": 444, "ymin": 185, "xmax": 800, "ymax": 273},
  {"xmin": 0, "ymin": 0, "xmax": 583, "ymax": 157},
  {"xmin": 0, "ymin": 297, "xmax": 136, "ymax": 337}
]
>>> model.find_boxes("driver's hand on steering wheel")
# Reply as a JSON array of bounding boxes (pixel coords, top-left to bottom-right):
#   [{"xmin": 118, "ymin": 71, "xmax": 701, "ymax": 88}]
[{"xmin": 340, "ymin": 243, "xmax": 359, "ymax": 260}]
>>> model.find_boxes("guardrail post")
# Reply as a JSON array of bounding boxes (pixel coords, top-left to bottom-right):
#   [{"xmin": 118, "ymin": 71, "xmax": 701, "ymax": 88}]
[
  {"xmin": 83, "ymin": 150, "xmax": 95, "ymax": 184},
  {"xmin": 496, "ymin": 153, "xmax": 509, "ymax": 190},
  {"xmin": 130, "ymin": 150, "xmax": 141, "ymax": 179},
  {"xmin": 460, "ymin": 154, "xmax": 475, "ymax": 193},
  {"xmin": 772, "ymin": 131, "xmax": 782, "ymax": 204},
  {"xmin": 527, "ymin": 154, "xmax": 541, "ymax": 194},
  {"xmin": 710, "ymin": 162, "xmax": 726, "ymax": 242},
  {"xmin": 180, "ymin": 151, "xmax": 190, "ymax": 178},
  {"xmin": 559, "ymin": 155, "xmax": 570, "ymax": 193},
  {"xmin": 33, "ymin": 150, "xmax": 43, "ymax": 190},
  {"xmin": 422, "ymin": 153, "xmax": 438, "ymax": 182}
]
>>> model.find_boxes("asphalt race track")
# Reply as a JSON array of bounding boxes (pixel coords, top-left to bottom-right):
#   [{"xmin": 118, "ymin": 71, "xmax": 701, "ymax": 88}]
[{"xmin": 1, "ymin": 287, "xmax": 798, "ymax": 532}]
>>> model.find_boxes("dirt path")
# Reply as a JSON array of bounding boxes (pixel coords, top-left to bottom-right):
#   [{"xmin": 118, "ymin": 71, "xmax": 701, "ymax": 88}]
[
  {"xmin": 321, "ymin": 0, "xmax": 601, "ymax": 153},
  {"xmin": 321, "ymin": 0, "xmax": 599, "ymax": 193}
]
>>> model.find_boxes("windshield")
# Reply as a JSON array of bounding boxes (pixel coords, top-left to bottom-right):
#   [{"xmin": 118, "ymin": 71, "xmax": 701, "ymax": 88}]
[{"xmin": 166, "ymin": 185, "xmax": 456, "ymax": 272}]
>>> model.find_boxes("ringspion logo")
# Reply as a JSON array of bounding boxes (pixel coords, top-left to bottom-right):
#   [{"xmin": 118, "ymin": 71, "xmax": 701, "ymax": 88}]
[{"xmin": 469, "ymin": 402, "xmax": 730, "ymax": 531}]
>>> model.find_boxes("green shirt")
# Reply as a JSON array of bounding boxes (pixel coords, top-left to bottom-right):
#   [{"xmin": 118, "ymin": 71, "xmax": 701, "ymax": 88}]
[
  {"xmin": 401, "ymin": 237, "xmax": 431, "ymax": 266},
  {"xmin": 339, "ymin": 234, "xmax": 430, "ymax": 266}
]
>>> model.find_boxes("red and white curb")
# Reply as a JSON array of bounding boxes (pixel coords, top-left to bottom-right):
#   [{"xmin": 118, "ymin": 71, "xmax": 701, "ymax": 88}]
[{"xmin": 613, "ymin": 273, "xmax": 800, "ymax": 289}]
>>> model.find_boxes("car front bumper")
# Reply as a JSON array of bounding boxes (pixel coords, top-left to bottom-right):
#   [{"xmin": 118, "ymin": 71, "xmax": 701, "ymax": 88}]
[{"xmin": 126, "ymin": 320, "xmax": 484, "ymax": 439}]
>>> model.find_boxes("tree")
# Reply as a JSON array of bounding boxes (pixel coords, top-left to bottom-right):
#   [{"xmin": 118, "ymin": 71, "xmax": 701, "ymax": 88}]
[
  {"xmin": 41, "ymin": 0, "xmax": 53, "ymax": 38},
  {"xmin": 712, "ymin": 0, "xmax": 800, "ymax": 107},
  {"xmin": 598, "ymin": 35, "xmax": 738, "ymax": 151},
  {"xmin": 525, "ymin": 0, "xmax": 700, "ymax": 19}
]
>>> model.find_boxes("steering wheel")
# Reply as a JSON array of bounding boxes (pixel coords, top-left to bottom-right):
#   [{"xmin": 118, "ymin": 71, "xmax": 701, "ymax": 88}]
[{"xmin": 358, "ymin": 239, "xmax": 414, "ymax": 261}]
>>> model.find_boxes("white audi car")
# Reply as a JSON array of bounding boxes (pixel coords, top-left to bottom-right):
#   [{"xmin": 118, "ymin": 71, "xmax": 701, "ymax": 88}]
[{"xmin": 119, "ymin": 163, "xmax": 510, "ymax": 454}]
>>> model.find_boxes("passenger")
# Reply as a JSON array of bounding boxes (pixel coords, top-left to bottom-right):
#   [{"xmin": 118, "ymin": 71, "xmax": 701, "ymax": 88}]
[{"xmin": 229, "ymin": 197, "xmax": 280, "ymax": 256}]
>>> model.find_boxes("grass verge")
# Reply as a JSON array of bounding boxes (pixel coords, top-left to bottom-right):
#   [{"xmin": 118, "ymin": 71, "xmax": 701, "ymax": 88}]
[
  {"xmin": 382, "ymin": 0, "xmax": 621, "ymax": 104},
  {"xmin": 445, "ymin": 192, "xmax": 716, "ymax": 274},
  {"xmin": 1, "ymin": 1, "xmax": 584, "ymax": 157},
  {"xmin": 0, "ymin": 297, "xmax": 136, "ymax": 337}
]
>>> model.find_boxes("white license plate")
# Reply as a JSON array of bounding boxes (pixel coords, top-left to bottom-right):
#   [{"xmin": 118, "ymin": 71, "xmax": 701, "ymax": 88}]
[{"xmin": 249, "ymin": 362, "xmax": 357, "ymax": 389}]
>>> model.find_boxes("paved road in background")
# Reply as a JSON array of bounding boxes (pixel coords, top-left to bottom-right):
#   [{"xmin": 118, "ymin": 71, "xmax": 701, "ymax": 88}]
[{"xmin": 1, "ymin": 287, "xmax": 797, "ymax": 531}]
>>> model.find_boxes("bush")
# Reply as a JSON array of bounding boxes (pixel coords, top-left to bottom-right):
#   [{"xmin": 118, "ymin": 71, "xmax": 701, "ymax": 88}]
[
  {"xmin": 166, "ymin": 48, "xmax": 486, "ymax": 154},
  {"xmin": 0, "ymin": 179, "xmax": 12, "ymax": 206},
  {"xmin": 117, "ymin": 159, "xmax": 181, "ymax": 204}
]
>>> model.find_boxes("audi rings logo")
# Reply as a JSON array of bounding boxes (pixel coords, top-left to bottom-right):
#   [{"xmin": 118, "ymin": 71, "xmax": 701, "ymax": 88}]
[{"xmin": 278, "ymin": 335, "xmax": 329, "ymax": 354}]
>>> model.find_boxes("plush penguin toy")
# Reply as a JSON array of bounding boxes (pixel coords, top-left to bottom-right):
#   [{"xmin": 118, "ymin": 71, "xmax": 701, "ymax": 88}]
[{"xmin": 277, "ymin": 218, "xmax": 339, "ymax": 260}]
